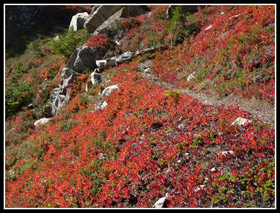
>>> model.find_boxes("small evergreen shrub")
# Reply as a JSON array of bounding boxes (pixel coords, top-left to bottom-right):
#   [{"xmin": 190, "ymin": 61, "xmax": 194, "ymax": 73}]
[
  {"xmin": 49, "ymin": 29, "xmax": 91, "ymax": 58},
  {"xmin": 165, "ymin": 6, "xmax": 202, "ymax": 46}
]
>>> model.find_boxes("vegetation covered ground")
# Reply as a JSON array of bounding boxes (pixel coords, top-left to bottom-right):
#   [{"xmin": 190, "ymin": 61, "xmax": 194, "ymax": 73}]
[{"xmin": 5, "ymin": 5, "xmax": 275, "ymax": 208}]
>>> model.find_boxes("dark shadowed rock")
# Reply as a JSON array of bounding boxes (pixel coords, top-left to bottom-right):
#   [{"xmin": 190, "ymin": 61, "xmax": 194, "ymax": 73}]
[{"xmin": 66, "ymin": 45, "xmax": 98, "ymax": 73}]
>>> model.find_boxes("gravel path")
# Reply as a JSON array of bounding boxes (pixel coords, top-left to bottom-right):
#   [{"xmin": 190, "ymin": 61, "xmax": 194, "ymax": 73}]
[{"xmin": 138, "ymin": 60, "xmax": 275, "ymax": 128}]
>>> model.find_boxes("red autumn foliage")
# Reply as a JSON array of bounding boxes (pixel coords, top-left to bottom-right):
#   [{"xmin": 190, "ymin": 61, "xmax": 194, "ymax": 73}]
[
  {"xmin": 5, "ymin": 5, "xmax": 275, "ymax": 209},
  {"xmin": 151, "ymin": 5, "xmax": 275, "ymax": 103},
  {"xmin": 85, "ymin": 34, "xmax": 109, "ymax": 48},
  {"xmin": 5, "ymin": 60, "xmax": 274, "ymax": 208}
]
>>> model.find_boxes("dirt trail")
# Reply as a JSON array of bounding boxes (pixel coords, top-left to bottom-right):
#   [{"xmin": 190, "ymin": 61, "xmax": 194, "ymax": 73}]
[{"xmin": 138, "ymin": 60, "xmax": 275, "ymax": 128}]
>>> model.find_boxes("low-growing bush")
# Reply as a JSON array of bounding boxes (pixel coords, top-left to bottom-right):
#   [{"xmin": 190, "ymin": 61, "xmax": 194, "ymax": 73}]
[{"xmin": 49, "ymin": 29, "xmax": 91, "ymax": 58}]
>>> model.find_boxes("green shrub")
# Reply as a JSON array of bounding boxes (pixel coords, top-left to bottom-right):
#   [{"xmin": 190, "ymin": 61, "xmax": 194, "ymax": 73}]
[
  {"xmin": 49, "ymin": 29, "xmax": 91, "ymax": 58},
  {"xmin": 165, "ymin": 6, "xmax": 202, "ymax": 46},
  {"xmin": 5, "ymin": 82, "xmax": 35, "ymax": 119},
  {"xmin": 25, "ymin": 37, "xmax": 51, "ymax": 56}
]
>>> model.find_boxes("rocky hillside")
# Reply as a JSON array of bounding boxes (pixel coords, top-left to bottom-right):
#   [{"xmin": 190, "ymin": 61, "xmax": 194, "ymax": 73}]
[{"xmin": 5, "ymin": 5, "xmax": 275, "ymax": 208}]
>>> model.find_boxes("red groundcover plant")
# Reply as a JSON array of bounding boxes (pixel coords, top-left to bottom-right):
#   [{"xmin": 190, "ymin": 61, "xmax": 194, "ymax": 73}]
[
  {"xmin": 5, "ymin": 5, "xmax": 275, "ymax": 209},
  {"xmin": 5, "ymin": 60, "xmax": 274, "ymax": 208},
  {"xmin": 152, "ymin": 5, "xmax": 275, "ymax": 103},
  {"xmin": 85, "ymin": 34, "xmax": 110, "ymax": 48}
]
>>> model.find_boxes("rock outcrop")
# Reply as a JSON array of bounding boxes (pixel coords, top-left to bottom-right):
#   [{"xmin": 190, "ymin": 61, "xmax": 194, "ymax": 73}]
[
  {"xmin": 84, "ymin": 5, "xmax": 123, "ymax": 33},
  {"xmin": 44, "ymin": 5, "xmax": 163, "ymax": 118},
  {"xmin": 84, "ymin": 5, "xmax": 149, "ymax": 33},
  {"xmin": 45, "ymin": 43, "xmax": 169, "ymax": 118},
  {"xmin": 44, "ymin": 68, "xmax": 80, "ymax": 117},
  {"xmin": 44, "ymin": 45, "xmax": 102, "ymax": 117},
  {"xmin": 93, "ymin": 8, "xmax": 127, "ymax": 37},
  {"xmin": 44, "ymin": 88, "xmax": 70, "ymax": 117}
]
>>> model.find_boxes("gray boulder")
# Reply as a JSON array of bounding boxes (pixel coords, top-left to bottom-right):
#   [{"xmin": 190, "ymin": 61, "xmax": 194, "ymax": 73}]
[
  {"xmin": 106, "ymin": 57, "xmax": 117, "ymax": 67},
  {"xmin": 89, "ymin": 71, "xmax": 102, "ymax": 85},
  {"xmin": 96, "ymin": 59, "xmax": 107, "ymax": 70},
  {"xmin": 93, "ymin": 7, "xmax": 130, "ymax": 36},
  {"xmin": 66, "ymin": 46, "xmax": 98, "ymax": 73},
  {"xmin": 90, "ymin": 5, "xmax": 102, "ymax": 15},
  {"xmin": 95, "ymin": 57, "xmax": 117, "ymax": 70}
]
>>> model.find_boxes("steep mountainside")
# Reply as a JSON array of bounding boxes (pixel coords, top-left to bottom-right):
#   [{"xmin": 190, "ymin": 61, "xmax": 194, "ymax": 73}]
[{"xmin": 5, "ymin": 5, "xmax": 275, "ymax": 208}]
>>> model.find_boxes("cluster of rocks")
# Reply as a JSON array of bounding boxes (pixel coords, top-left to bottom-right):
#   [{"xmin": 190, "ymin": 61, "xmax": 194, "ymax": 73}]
[
  {"xmin": 44, "ymin": 67, "xmax": 81, "ymax": 117},
  {"xmin": 37, "ymin": 5, "xmax": 203, "ymax": 123},
  {"xmin": 43, "ymin": 43, "xmax": 168, "ymax": 119},
  {"xmin": 44, "ymin": 43, "xmax": 107, "ymax": 118},
  {"xmin": 40, "ymin": 6, "xmax": 151, "ymax": 120}
]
